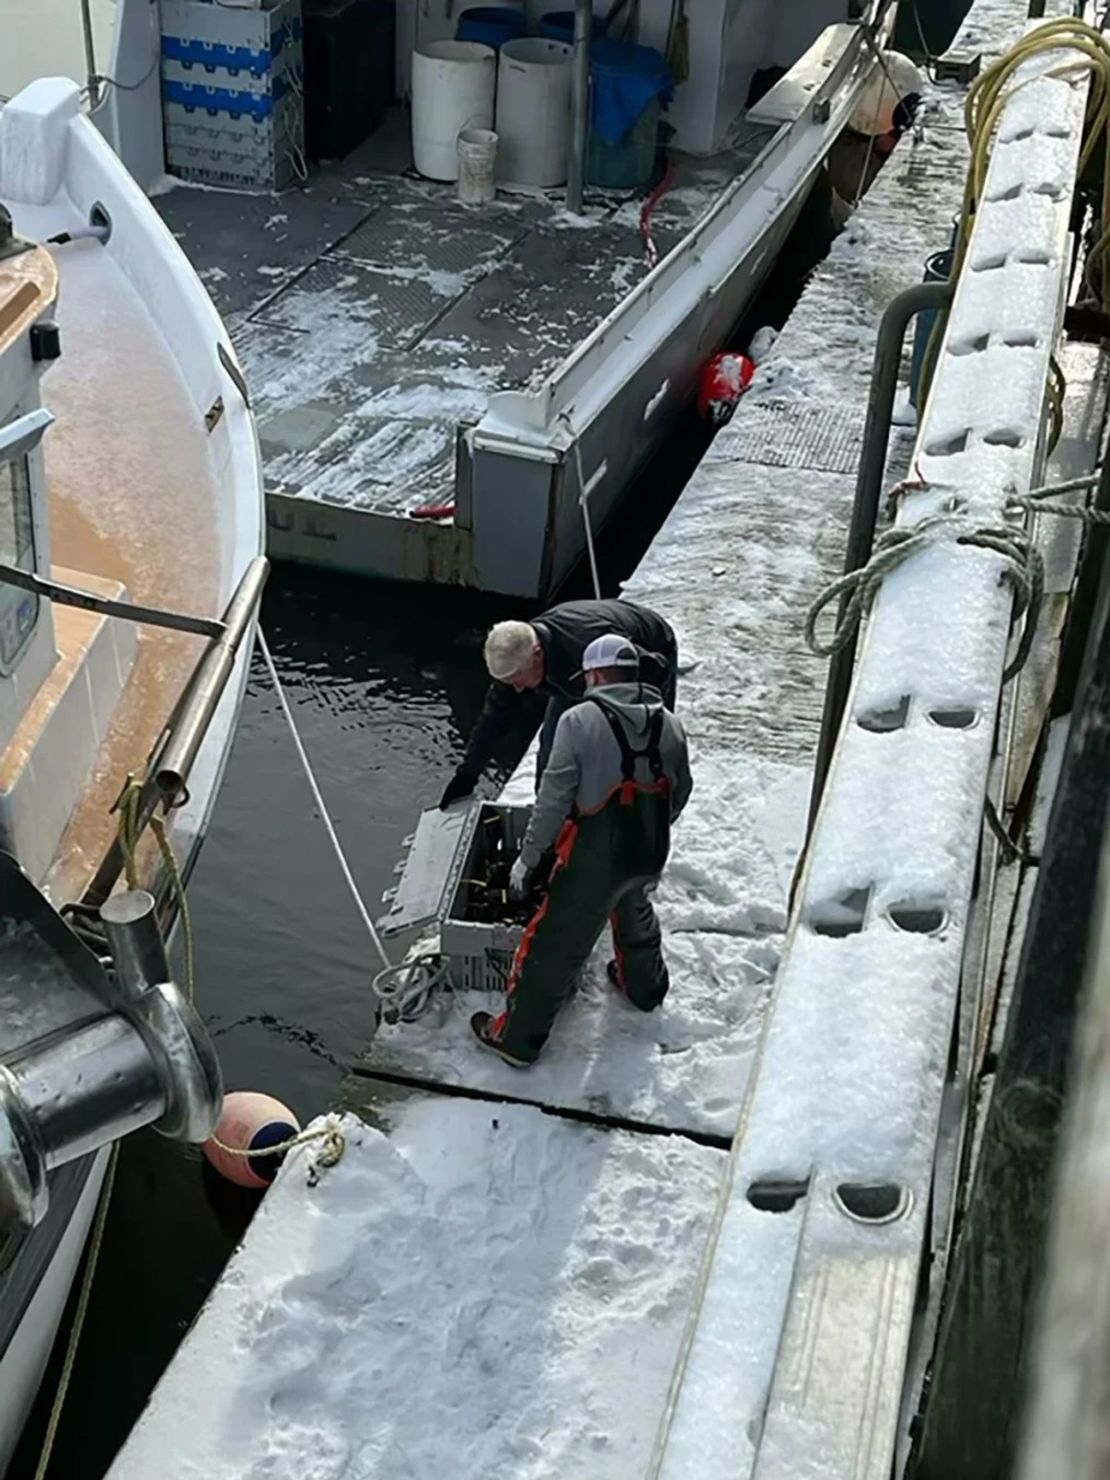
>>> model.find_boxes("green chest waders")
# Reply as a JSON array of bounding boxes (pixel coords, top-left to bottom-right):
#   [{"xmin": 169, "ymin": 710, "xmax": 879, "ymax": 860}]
[{"xmin": 491, "ymin": 704, "xmax": 674, "ymax": 1062}]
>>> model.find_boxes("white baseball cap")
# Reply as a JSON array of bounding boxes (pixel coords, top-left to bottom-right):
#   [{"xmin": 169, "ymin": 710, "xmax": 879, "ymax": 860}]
[{"xmin": 582, "ymin": 633, "xmax": 640, "ymax": 672}]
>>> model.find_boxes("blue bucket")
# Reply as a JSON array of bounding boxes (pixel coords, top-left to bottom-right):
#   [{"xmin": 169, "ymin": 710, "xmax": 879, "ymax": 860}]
[
  {"xmin": 586, "ymin": 39, "xmax": 672, "ymax": 189},
  {"xmin": 540, "ymin": 10, "xmax": 604, "ymax": 42},
  {"xmin": 457, "ymin": 5, "xmax": 527, "ymax": 48},
  {"xmin": 909, "ymin": 249, "xmax": 954, "ymax": 408}
]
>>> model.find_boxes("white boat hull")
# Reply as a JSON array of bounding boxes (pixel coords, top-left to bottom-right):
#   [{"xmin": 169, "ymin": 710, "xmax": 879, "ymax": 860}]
[
  {"xmin": 0, "ymin": 76, "xmax": 264, "ymax": 1471},
  {"xmin": 0, "ymin": 1151, "xmax": 108, "ymax": 1477}
]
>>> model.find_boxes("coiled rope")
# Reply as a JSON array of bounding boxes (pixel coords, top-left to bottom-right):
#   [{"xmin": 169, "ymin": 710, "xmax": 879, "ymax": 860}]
[{"xmin": 372, "ymin": 953, "xmax": 450, "ymax": 1024}]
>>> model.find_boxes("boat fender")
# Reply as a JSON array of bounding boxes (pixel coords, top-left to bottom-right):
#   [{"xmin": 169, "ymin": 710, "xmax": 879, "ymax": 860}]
[
  {"xmin": 203, "ymin": 1091, "xmax": 302, "ymax": 1189},
  {"xmin": 697, "ymin": 352, "xmax": 755, "ymax": 427},
  {"xmin": 849, "ymin": 52, "xmax": 924, "ymax": 137}
]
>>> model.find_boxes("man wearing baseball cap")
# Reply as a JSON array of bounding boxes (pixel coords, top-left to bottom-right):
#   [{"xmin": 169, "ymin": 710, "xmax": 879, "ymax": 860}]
[{"xmin": 471, "ymin": 633, "xmax": 692, "ymax": 1067}]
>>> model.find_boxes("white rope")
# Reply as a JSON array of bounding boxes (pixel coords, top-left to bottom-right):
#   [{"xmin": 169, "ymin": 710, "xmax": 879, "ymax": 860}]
[
  {"xmin": 568, "ymin": 422, "xmax": 602, "ymax": 599},
  {"xmin": 1007, "ymin": 472, "xmax": 1110, "ymax": 525},
  {"xmin": 258, "ymin": 627, "xmax": 390, "ymax": 970},
  {"xmin": 372, "ymin": 953, "xmax": 449, "ymax": 1024}
]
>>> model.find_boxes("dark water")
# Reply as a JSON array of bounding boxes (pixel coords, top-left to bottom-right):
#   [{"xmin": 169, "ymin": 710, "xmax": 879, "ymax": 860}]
[
  {"xmin": 12, "ymin": 188, "xmax": 833, "ymax": 1480},
  {"xmin": 895, "ymin": 0, "xmax": 973, "ymax": 59}
]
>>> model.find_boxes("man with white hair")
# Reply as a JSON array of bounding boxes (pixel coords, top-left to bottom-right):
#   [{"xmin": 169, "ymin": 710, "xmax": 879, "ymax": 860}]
[
  {"xmin": 470, "ymin": 633, "xmax": 691, "ymax": 1066},
  {"xmin": 439, "ymin": 597, "xmax": 677, "ymax": 809}
]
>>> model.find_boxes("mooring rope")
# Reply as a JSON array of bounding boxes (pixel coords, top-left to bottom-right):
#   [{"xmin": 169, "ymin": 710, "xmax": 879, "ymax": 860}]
[
  {"xmin": 257, "ymin": 627, "xmax": 390, "ymax": 973},
  {"xmin": 32, "ymin": 1144, "xmax": 119, "ymax": 1480},
  {"xmin": 806, "ymin": 472, "xmax": 1108, "ymax": 678},
  {"xmin": 805, "ymin": 513, "xmax": 1043, "ymax": 682}
]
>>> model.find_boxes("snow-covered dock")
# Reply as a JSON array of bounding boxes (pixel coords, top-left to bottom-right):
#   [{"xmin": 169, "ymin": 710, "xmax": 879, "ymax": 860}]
[{"xmin": 109, "ymin": 0, "xmax": 1082, "ymax": 1474}]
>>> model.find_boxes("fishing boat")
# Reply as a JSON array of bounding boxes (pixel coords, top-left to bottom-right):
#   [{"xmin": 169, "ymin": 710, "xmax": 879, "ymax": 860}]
[
  {"xmin": 0, "ymin": 76, "xmax": 265, "ymax": 1474},
  {"xmin": 83, "ymin": 0, "xmax": 916, "ymax": 597}
]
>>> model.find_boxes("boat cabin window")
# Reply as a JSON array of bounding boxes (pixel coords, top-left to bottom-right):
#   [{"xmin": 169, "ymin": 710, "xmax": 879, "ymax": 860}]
[{"xmin": 0, "ymin": 454, "xmax": 37, "ymax": 670}]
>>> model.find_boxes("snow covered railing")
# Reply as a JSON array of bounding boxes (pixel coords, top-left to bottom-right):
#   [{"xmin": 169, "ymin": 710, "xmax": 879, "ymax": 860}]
[{"xmin": 650, "ymin": 24, "xmax": 1089, "ymax": 1480}]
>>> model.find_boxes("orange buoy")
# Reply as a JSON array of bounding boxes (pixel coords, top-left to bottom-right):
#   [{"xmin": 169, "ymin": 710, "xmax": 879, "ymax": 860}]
[{"xmin": 202, "ymin": 1091, "xmax": 301, "ymax": 1189}]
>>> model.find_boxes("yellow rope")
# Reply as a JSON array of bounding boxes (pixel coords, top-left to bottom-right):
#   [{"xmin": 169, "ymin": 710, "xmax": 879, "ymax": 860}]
[
  {"xmin": 919, "ymin": 18, "xmax": 1110, "ymax": 410},
  {"xmin": 113, "ymin": 776, "xmax": 195, "ymax": 1003},
  {"xmin": 33, "ymin": 1143, "xmax": 118, "ymax": 1480}
]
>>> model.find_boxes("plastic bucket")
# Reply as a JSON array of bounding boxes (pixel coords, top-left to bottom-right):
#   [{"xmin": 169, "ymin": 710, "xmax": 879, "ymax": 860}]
[
  {"xmin": 540, "ymin": 9, "xmax": 603, "ymax": 41},
  {"xmin": 583, "ymin": 39, "xmax": 669, "ymax": 189},
  {"xmin": 909, "ymin": 248, "xmax": 954, "ymax": 408},
  {"xmin": 457, "ymin": 127, "xmax": 499, "ymax": 204},
  {"xmin": 496, "ymin": 37, "xmax": 573, "ymax": 188},
  {"xmin": 587, "ymin": 96, "xmax": 658, "ymax": 187},
  {"xmin": 411, "ymin": 40, "xmax": 497, "ymax": 181},
  {"xmin": 457, "ymin": 5, "xmax": 527, "ymax": 48}
]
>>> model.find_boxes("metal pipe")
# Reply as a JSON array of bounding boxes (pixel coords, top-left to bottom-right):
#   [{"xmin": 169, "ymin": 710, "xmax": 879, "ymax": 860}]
[
  {"xmin": 82, "ymin": 555, "xmax": 269, "ymax": 909},
  {"xmin": 80, "ymin": 0, "xmax": 101, "ymax": 109},
  {"xmin": 804, "ymin": 279, "xmax": 955, "ymax": 842},
  {"xmin": 0, "ymin": 562, "xmax": 226, "ymax": 639},
  {"xmin": 155, "ymin": 554, "xmax": 269, "ymax": 803},
  {"xmin": 100, "ymin": 889, "xmax": 171, "ymax": 999},
  {"xmin": 566, "ymin": 0, "xmax": 593, "ymax": 215}
]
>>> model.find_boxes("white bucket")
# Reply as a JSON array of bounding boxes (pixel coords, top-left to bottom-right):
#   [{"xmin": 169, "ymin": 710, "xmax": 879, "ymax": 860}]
[
  {"xmin": 411, "ymin": 40, "xmax": 496, "ymax": 182},
  {"xmin": 495, "ymin": 37, "xmax": 573, "ymax": 189},
  {"xmin": 457, "ymin": 127, "xmax": 498, "ymax": 205}
]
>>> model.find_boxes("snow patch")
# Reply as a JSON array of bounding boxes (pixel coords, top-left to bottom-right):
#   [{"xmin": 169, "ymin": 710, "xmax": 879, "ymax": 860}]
[{"xmin": 108, "ymin": 1106, "xmax": 724, "ymax": 1480}]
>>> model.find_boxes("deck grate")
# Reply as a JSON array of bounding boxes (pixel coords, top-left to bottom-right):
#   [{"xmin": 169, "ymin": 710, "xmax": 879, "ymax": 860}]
[
  {"xmin": 250, "ymin": 256, "xmax": 460, "ymax": 351},
  {"xmin": 708, "ymin": 400, "xmax": 870, "ymax": 476},
  {"xmin": 330, "ymin": 201, "xmax": 523, "ymax": 277}
]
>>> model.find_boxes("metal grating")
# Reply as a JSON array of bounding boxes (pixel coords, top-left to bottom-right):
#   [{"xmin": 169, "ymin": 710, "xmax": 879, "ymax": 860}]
[
  {"xmin": 708, "ymin": 399, "xmax": 867, "ymax": 475},
  {"xmin": 251, "ymin": 256, "xmax": 459, "ymax": 350},
  {"xmin": 330, "ymin": 201, "xmax": 523, "ymax": 277},
  {"xmin": 267, "ymin": 415, "xmax": 458, "ymax": 516}
]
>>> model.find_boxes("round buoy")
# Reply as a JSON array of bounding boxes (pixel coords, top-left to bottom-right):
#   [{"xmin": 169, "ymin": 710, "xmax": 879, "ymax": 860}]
[
  {"xmin": 203, "ymin": 1091, "xmax": 301, "ymax": 1189},
  {"xmin": 697, "ymin": 352, "xmax": 755, "ymax": 427},
  {"xmin": 849, "ymin": 52, "xmax": 924, "ymax": 138}
]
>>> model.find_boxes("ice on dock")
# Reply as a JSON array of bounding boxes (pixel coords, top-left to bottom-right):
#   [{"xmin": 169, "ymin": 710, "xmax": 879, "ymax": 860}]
[{"xmin": 108, "ymin": 1104, "xmax": 723, "ymax": 1480}]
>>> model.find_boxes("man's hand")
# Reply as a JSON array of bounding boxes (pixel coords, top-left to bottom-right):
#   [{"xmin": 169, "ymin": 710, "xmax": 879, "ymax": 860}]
[
  {"xmin": 439, "ymin": 767, "xmax": 477, "ymax": 810},
  {"xmin": 509, "ymin": 857, "xmax": 532, "ymax": 898}
]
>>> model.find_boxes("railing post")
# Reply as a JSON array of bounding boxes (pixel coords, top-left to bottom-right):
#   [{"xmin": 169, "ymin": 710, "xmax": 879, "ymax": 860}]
[
  {"xmin": 804, "ymin": 279, "xmax": 955, "ymax": 844},
  {"xmin": 566, "ymin": 0, "xmax": 592, "ymax": 215}
]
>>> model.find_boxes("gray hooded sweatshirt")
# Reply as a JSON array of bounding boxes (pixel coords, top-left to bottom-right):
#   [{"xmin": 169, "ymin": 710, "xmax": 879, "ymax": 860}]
[{"xmin": 519, "ymin": 682, "xmax": 693, "ymax": 871}]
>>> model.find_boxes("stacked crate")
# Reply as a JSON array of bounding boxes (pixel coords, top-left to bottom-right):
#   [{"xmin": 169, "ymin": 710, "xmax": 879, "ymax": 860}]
[{"xmin": 160, "ymin": 0, "xmax": 306, "ymax": 192}]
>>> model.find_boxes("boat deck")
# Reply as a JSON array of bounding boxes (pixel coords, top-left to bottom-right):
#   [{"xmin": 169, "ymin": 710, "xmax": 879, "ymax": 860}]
[
  {"xmin": 157, "ymin": 108, "xmax": 773, "ymax": 522},
  {"xmin": 1, "ymin": 211, "xmax": 222, "ymax": 902}
]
